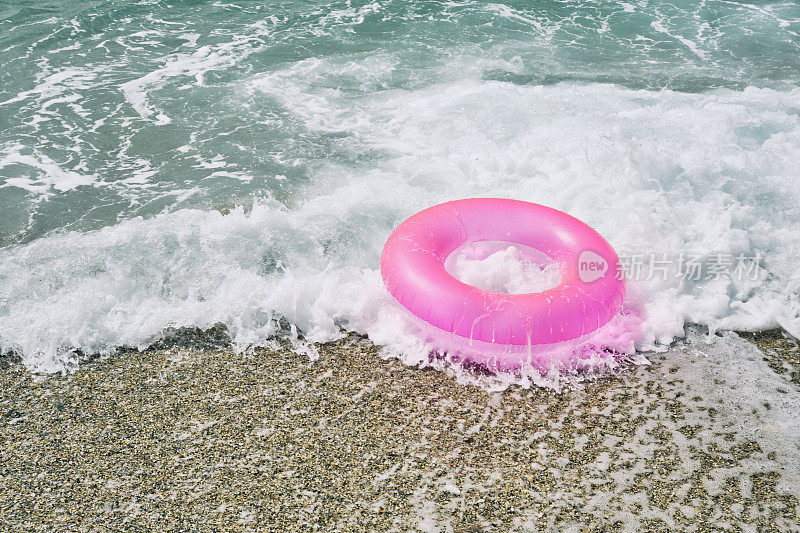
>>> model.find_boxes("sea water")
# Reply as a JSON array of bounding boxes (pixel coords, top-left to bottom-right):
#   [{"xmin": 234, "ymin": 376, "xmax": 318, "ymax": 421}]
[{"xmin": 1, "ymin": 0, "xmax": 799, "ymax": 376}]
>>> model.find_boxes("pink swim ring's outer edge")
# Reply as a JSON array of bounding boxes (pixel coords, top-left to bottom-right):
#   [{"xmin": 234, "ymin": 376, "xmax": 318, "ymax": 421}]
[{"xmin": 380, "ymin": 198, "xmax": 626, "ymax": 363}]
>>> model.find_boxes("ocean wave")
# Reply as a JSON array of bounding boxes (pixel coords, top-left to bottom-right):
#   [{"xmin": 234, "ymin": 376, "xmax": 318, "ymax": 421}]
[
  {"xmin": 1, "ymin": 81, "xmax": 799, "ymax": 375},
  {"xmin": 1, "ymin": 0, "xmax": 799, "ymax": 379}
]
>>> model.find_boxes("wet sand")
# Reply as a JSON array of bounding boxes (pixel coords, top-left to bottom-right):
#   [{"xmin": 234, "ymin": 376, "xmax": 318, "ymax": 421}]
[{"xmin": 1, "ymin": 331, "xmax": 798, "ymax": 531}]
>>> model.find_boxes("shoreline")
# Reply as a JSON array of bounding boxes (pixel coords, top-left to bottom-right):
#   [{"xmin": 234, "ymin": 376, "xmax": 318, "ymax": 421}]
[{"xmin": 1, "ymin": 331, "xmax": 798, "ymax": 530}]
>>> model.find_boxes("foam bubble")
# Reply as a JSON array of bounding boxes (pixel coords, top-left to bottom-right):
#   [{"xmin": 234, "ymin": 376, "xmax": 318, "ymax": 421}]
[{"xmin": 446, "ymin": 244, "xmax": 561, "ymax": 295}]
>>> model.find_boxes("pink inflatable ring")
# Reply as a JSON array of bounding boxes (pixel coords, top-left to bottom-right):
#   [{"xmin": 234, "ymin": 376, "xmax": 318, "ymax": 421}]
[{"xmin": 380, "ymin": 198, "xmax": 625, "ymax": 371}]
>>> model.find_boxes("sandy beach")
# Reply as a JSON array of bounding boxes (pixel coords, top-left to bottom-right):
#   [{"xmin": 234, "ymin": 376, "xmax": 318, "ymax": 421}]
[{"xmin": 1, "ymin": 330, "xmax": 798, "ymax": 531}]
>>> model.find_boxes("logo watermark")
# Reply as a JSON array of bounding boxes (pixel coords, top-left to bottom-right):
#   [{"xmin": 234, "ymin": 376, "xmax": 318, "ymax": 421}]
[
  {"xmin": 578, "ymin": 251, "xmax": 764, "ymax": 282},
  {"xmin": 578, "ymin": 250, "xmax": 608, "ymax": 283}
]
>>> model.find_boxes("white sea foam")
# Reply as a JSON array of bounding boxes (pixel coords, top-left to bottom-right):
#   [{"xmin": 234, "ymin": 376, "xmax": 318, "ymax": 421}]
[
  {"xmin": 650, "ymin": 20, "xmax": 707, "ymax": 59},
  {"xmin": 1, "ymin": 68, "xmax": 800, "ymax": 377},
  {"xmin": 446, "ymin": 244, "xmax": 561, "ymax": 295},
  {"xmin": 0, "ymin": 145, "xmax": 98, "ymax": 195},
  {"xmin": 0, "ymin": 67, "xmax": 100, "ymax": 108},
  {"xmin": 120, "ymin": 45, "xmax": 237, "ymax": 125},
  {"xmin": 119, "ymin": 22, "xmax": 273, "ymax": 125}
]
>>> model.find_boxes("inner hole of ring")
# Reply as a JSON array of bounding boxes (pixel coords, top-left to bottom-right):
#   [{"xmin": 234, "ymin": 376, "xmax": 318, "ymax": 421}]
[{"xmin": 443, "ymin": 240, "xmax": 562, "ymax": 295}]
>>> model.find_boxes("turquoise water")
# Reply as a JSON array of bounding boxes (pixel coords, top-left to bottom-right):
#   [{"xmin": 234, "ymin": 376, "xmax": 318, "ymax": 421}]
[
  {"xmin": 2, "ymin": 0, "xmax": 799, "ymax": 242},
  {"xmin": 1, "ymin": 0, "xmax": 800, "ymax": 373}
]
